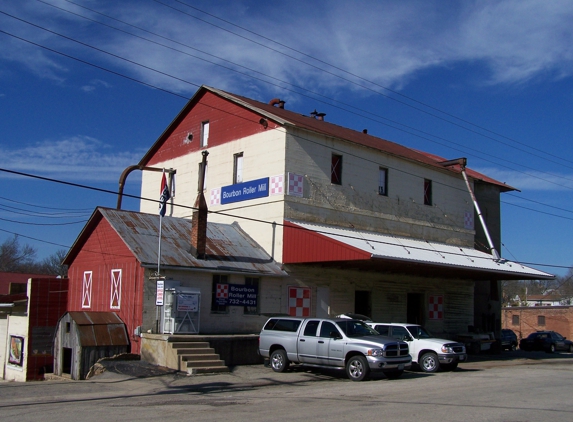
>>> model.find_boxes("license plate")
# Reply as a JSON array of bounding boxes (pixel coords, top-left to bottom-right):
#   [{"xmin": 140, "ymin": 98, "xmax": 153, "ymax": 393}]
[{"xmin": 398, "ymin": 364, "xmax": 404, "ymax": 370}]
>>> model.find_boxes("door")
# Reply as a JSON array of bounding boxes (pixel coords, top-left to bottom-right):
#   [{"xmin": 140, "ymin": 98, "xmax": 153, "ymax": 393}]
[
  {"xmin": 297, "ymin": 320, "xmax": 321, "ymax": 364},
  {"xmin": 316, "ymin": 287, "xmax": 330, "ymax": 318},
  {"xmin": 407, "ymin": 293, "xmax": 424, "ymax": 325},
  {"xmin": 162, "ymin": 290, "xmax": 176, "ymax": 334},
  {"xmin": 355, "ymin": 290, "xmax": 371, "ymax": 318},
  {"xmin": 318, "ymin": 321, "xmax": 344, "ymax": 367}
]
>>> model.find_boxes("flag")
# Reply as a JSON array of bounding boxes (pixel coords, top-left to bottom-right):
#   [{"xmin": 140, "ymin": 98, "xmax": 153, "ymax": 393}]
[{"xmin": 159, "ymin": 171, "xmax": 170, "ymax": 217}]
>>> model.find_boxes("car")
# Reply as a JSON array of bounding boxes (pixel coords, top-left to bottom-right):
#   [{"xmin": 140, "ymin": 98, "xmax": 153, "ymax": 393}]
[
  {"xmin": 500, "ymin": 329, "xmax": 518, "ymax": 351},
  {"xmin": 519, "ymin": 331, "xmax": 573, "ymax": 353},
  {"xmin": 364, "ymin": 322, "xmax": 467, "ymax": 372}
]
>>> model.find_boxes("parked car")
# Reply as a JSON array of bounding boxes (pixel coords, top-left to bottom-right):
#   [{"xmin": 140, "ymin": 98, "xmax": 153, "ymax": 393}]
[
  {"xmin": 500, "ymin": 329, "xmax": 518, "ymax": 351},
  {"xmin": 258, "ymin": 317, "xmax": 412, "ymax": 381},
  {"xmin": 364, "ymin": 322, "xmax": 467, "ymax": 372},
  {"xmin": 519, "ymin": 331, "xmax": 573, "ymax": 353}
]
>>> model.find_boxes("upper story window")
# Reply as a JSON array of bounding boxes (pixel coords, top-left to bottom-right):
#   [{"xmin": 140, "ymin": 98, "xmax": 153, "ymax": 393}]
[
  {"xmin": 424, "ymin": 179, "xmax": 432, "ymax": 205},
  {"xmin": 379, "ymin": 167, "xmax": 388, "ymax": 196},
  {"xmin": 538, "ymin": 315, "xmax": 546, "ymax": 326},
  {"xmin": 234, "ymin": 152, "xmax": 244, "ymax": 184},
  {"xmin": 512, "ymin": 315, "xmax": 519, "ymax": 325},
  {"xmin": 200, "ymin": 121, "xmax": 210, "ymax": 147},
  {"xmin": 331, "ymin": 154, "xmax": 342, "ymax": 185}
]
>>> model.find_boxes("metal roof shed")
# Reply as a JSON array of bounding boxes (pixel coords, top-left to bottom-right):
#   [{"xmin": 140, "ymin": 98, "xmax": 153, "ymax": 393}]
[{"xmin": 53, "ymin": 311, "xmax": 129, "ymax": 380}]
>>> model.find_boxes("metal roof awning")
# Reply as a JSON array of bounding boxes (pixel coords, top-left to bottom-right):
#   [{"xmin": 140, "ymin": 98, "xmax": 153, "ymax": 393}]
[
  {"xmin": 283, "ymin": 220, "xmax": 554, "ymax": 281},
  {"xmin": 68, "ymin": 311, "xmax": 130, "ymax": 347}
]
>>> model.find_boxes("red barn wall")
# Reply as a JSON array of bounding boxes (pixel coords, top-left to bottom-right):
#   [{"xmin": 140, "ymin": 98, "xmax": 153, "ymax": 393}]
[
  {"xmin": 67, "ymin": 219, "xmax": 145, "ymax": 354},
  {"xmin": 26, "ymin": 277, "xmax": 69, "ymax": 381},
  {"xmin": 146, "ymin": 90, "xmax": 279, "ymax": 165}
]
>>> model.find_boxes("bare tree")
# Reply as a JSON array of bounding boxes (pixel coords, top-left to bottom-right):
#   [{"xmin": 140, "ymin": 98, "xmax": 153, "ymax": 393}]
[
  {"xmin": 39, "ymin": 249, "xmax": 68, "ymax": 277},
  {"xmin": 0, "ymin": 235, "xmax": 38, "ymax": 272}
]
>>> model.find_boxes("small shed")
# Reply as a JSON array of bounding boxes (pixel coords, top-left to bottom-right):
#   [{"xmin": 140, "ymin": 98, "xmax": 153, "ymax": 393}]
[{"xmin": 53, "ymin": 311, "xmax": 129, "ymax": 380}]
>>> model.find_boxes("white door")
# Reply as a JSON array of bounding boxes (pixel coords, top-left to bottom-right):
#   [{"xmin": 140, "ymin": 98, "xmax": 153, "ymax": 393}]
[{"xmin": 316, "ymin": 287, "xmax": 330, "ymax": 318}]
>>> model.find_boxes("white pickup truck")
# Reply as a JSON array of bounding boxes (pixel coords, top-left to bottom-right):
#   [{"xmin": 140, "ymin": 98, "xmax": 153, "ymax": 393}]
[
  {"xmin": 365, "ymin": 322, "xmax": 467, "ymax": 372},
  {"xmin": 258, "ymin": 317, "xmax": 412, "ymax": 381}
]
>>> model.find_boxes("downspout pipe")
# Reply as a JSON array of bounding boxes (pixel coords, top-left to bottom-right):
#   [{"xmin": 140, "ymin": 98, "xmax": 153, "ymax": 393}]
[
  {"xmin": 117, "ymin": 165, "xmax": 175, "ymax": 210},
  {"xmin": 440, "ymin": 158, "xmax": 501, "ymax": 260}
]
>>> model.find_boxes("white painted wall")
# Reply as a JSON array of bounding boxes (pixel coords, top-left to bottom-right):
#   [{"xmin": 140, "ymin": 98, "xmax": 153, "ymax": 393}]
[{"xmin": 4, "ymin": 315, "xmax": 29, "ymax": 382}]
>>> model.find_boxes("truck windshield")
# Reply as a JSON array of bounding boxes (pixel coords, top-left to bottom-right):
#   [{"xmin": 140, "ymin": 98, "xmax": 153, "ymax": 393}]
[
  {"xmin": 406, "ymin": 325, "xmax": 433, "ymax": 339},
  {"xmin": 336, "ymin": 320, "xmax": 379, "ymax": 338}
]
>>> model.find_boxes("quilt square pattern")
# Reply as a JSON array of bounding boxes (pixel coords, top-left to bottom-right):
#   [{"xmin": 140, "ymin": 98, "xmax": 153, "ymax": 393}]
[
  {"xmin": 428, "ymin": 295, "xmax": 443, "ymax": 320},
  {"xmin": 288, "ymin": 286, "xmax": 311, "ymax": 317},
  {"xmin": 288, "ymin": 173, "xmax": 303, "ymax": 197},
  {"xmin": 210, "ymin": 188, "xmax": 221, "ymax": 205},
  {"xmin": 270, "ymin": 174, "xmax": 284, "ymax": 195},
  {"xmin": 216, "ymin": 283, "xmax": 228, "ymax": 299}
]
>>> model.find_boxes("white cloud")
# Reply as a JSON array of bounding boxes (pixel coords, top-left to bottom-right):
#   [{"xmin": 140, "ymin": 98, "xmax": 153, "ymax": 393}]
[
  {"xmin": 475, "ymin": 167, "xmax": 573, "ymax": 191},
  {"xmin": 0, "ymin": 136, "xmax": 145, "ymax": 183},
  {"xmin": 2, "ymin": 0, "xmax": 573, "ymax": 94}
]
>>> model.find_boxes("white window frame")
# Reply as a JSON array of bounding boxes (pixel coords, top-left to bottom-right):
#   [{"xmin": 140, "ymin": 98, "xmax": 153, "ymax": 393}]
[
  {"xmin": 201, "ymin": 121, "xmax": 209, "ymax": 147},
  {"xmin": 234, "ymin": 152, "xmax": 244, "ymax": 184},
  {"xmin": 82, "ymin": 271, "xmax": 92, "ymax": 309},
  {"xmin": 110, "ymin": 269, "xmax": 122, "ymax": 310}
]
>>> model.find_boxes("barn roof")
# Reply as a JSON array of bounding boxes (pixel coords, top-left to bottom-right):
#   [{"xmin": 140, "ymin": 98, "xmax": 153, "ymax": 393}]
[
  {"xmin": 64, "ymin": 207, "xmax": 286, "ymax": 277},
  {"xmin": 140, "ymin": 85, "xmax": 514, "ymax": 192}
]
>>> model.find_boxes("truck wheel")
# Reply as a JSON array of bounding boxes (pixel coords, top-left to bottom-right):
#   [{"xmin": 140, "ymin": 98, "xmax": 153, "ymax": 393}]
[
  {"xmin": 383, "ymin": 370, "xmax": 404, "ymax": 379},
  {"xmin": 346, "ymin": 355, "xmax": 370, "ymax": 381},
  {"xmin": 420, "ymin": 352, "xmax": 439, "ymax": 373},
  {"xmin": 270, "ymin": 349, "xmax": 289, "ymax": 373}
]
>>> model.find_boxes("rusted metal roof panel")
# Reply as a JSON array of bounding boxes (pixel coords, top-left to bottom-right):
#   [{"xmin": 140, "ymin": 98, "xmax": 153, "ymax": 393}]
[
  {"xmin": 70, "ymin": 312, "xmax": 129, "ymax": 347},
  {"xmin": 98, "ymin": 208, "xmax": 285, "ymax": 276}
]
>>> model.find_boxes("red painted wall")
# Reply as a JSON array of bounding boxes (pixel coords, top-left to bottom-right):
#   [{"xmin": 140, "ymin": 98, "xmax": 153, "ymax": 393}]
[
  {"xmin": 67, "ymin": 219, "xmax": 145, "ymax": 354},
  {"xmin": 147, "ymin": 90, "xmax": 279, "ymax": 165},
  {"xmin": 26, "ymin": 277, "xmax": 69, "ymax": 381},
  {"xmin": 283, "ymin": 221, "xmax": 371, "ymax": 263}
]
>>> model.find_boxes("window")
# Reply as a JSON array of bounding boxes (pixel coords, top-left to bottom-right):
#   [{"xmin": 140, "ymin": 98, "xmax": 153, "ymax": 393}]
[
  {"xmin": 82, "ymin": 271, "xmax": 92, "ymax": 309},
  {"xmin": 424, "ymin": 179, "xmax": 432, "ymax": 205},
  {"xmin": 320, "ymin": 321, "xmax": 338, "ymax": 338},
  {"xmin": 538, "ymin": 315, "xmax": 546, "ymax": 326},
  {"xmin": 211, "ymin": 274, "xmax": 229, "ymax": 313},
  {"xmin": 331, "ymin": 154, "xmax": 342, "ymax": 184},
  {"xmin": 233, "ymin": 152, "xmax": 244, "ymax": 184},
  {"xmin": 200, "ymin": 121, "xmax": 209, "ymax": 147},
  {"xmin": 110, "ymin": 269, "xmax": 121, "ymax": 310},
  {"xmin": 198, "ymin": 161, "xmax": 207, "ymax": 191},
  {"xmin": 512, "ymin": 315, "xmax": 519, "ymax": 325},
  {"xmin": 303, "ymin": 320, "xmax": 320, "ymax": 337},
  {"xmin": 379, "ymin": 167, "xmax": 388, "ymax": 196},
  {"xmin": 243, "ymin": 277, "xmax": 259, "ymax": 315}
]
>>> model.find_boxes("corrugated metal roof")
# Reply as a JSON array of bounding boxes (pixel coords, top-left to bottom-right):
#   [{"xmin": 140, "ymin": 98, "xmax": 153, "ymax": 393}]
[
  {"xmin": 285, "ymin": 220, "xmax": 554, "ymax": 280},
  {"xmin": 98, "ymin": 208, "xmax": 285, "ymax": 276},
  {"xmin": 68, "ymin": 311, "xmax": 129, "ymax": 347}
]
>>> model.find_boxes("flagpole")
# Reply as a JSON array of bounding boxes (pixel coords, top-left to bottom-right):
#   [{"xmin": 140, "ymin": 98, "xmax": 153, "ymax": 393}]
[{"xmin": 156, "ymin": 169, "xmax": 170, "ymax": 333}]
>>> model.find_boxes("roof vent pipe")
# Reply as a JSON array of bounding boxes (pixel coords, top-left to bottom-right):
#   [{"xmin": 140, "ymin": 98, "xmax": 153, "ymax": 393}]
[{"xmin": 316, "ymin": 112, "xmax": 326, "ymax": 121}]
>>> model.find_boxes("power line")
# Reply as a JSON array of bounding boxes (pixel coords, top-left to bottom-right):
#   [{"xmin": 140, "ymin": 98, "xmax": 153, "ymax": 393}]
[
  {"xmin": 158, "ymin": 0, "xmax": 573, "ymax": 169},
  {"xmin": 0, "ymin": 165, "xmax": 565, "ymax": 273},
  {"xmin": 11, "ymin": 4, "xmax": 573, "ymax": 188}
]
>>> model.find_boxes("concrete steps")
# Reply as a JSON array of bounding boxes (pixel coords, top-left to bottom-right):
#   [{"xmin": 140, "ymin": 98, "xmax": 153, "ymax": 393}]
[{"xmin": 169, "ymin": 340, "xmax": 229, "ymax": 375}]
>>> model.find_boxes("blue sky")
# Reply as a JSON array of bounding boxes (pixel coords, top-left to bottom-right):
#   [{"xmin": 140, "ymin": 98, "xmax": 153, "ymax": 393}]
[{"xmin": 1, "ymin": 0, "xmax": 572, "ymax": 276}]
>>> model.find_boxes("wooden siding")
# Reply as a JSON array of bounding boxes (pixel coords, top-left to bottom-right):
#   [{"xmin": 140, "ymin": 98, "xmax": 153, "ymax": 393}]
[
  {"xmin": 67, "ymin": 218, "xmax": 144, "ymax": 354},
  {"xmin": 26, "ymin": 278, "xmax": 68, "ymax": 380},
  {"xmin": 146, "ymin": 90, "xmax": 279, "ymax": 166}
]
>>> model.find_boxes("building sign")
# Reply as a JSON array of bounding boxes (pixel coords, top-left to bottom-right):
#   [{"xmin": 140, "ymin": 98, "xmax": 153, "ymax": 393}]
[
  {"xmin": 156, "ymin": 279, "xmax": 164, "ymax": 306},
  {"xmin": 177, "ymin": 294, "xmax": 199, "ymax": 312},
  {"xmin": 215, "ymin": 283, "xmax": 258, "ymax": 306},
  {"xmin": 288, "ymin": 286, "xmax": 311, "ymax": 317},
  {"xmin": 9, "ymin": 335, "xmax": 24, "ymax": 367},
  {"xmin": 220, "ymin": 177, "xmax": 269, "ymax": 204},
  {"xmin": 429, "ymin": 295, "xmax": 443, "ymax": 320}
]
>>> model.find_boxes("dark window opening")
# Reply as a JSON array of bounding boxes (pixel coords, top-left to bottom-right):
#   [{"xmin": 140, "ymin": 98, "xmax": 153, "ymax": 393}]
[
  {"xmin": 512, "ymin": 315, "xmax": 519, "ymax": 325},
  {"xmin": 331, "ymin": 154, "xmax": 342, "ymax": 184},
  {"xmin": 379, "ymin": 167, "xmax": 388, "ymax": 196},
  {"xmin": 243, "ymin": 277, "xmax": 259, "ymax": 315},
  {"xmin": 424, "ymin": 179, "xmax": 432, "ymax": 205},
  {"xmin": 538, "ymin": 315, "xmax": 545, "ymax": 326}
]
